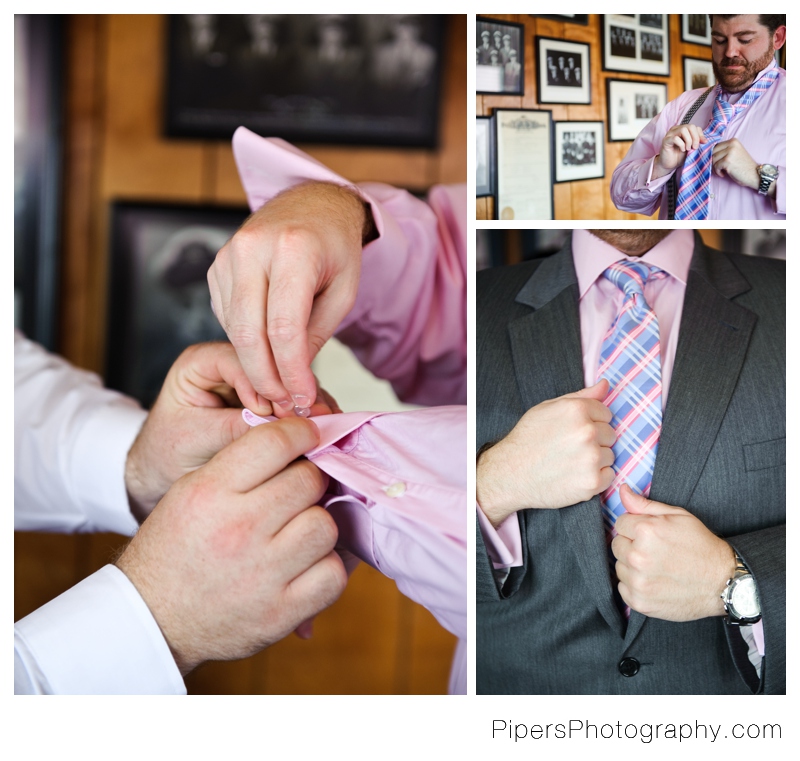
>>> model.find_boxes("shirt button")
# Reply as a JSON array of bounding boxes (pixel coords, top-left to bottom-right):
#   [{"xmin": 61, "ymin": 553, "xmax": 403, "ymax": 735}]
[
  {"xmin": 383, "ymin": 481, "xmax": 406, "ymax": 498},
  {"xmin": 618, "ymin": 657, "xmax": 640, "ymax": 677},
  {"xmin": 710, "ymin": 193, "xmax": 715, "ymax": 199}
]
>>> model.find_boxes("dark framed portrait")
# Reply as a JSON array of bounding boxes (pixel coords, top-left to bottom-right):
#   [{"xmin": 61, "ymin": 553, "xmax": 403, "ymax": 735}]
[
  {"xmin": 164, "ymin": 14, "xmax": 445, "ymax": 147},
  {"xmin": 602, "ymin": 14, "xmax": 670, "ymax": 76},
  {"xmin": 606, "ymin": 78, "xmax": 668, "ymax": 142},
  {"xmin": 682, "ymin": 14, "xmax": 712, "ymax": 45},
  {"xmin": 530, "ymin": 15, "xmax": 589, "ymax": 26},
  {"xmin": 535, "ymin": 36, "xmax": 591, "ymax": 105},
  {"xmin": 476, "ymin": 17, "xmax": 524, "ymax": 95},
  {"xmin": 553, "ymin": 121, "xmax": 605, "ymax": 182},
  {"xmin": 476, "ymin": 115, "xmax": 496, "ymax": 198},
  {"xmin": 683, "ymin": 56, "xmax": 715, "ymax": 91},
  {"xmin": 105, "ymin": 202, "xmax": 249, "ymax": 407}
]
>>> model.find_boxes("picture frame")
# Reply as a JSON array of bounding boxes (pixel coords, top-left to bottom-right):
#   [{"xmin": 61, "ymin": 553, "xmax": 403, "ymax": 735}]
[
  {"xmin": 164, "ymin": 14, "xmax": 445, "ymax": 147},
  {"xmin": 683, "ymin": 56, "xmax": 715, "ymax": 91},
  {"xmin": 602, "ymin": 14, "xmax": 670, "ymax": 76},
  {"xmin": 476, "ymin": 115, "xmax": 496, "ymax": 197},
  {"xmin": 530, "ymin": 15, "xmax": 589, "ymax": 26},
  {"xmin": 553, "ymin": 121, "xmax": 605, "ymax": 182},
  {"xmin": 476, "ymin": 17, "xmax": 524, "ymax": 95},
  {"xmin": 606, "ymin": 78, "xmax": 668, "ymax": 142},
  {"xmin": 494, "ymin": 109, "xmax": 554, "ymax": 220},
  {"xmin": 105, "ymin": 202, "xmax": 250, "ymax": 407},
  {"xmin": 681, "ymin": 14, "xmax": 712, "ymax": 45},
  {"xmin": 535, "ymin": 37, "xmax": 591, "ymax": 105}
]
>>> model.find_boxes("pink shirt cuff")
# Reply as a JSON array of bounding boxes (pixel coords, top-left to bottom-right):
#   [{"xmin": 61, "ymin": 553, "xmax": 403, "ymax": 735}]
[{"xmin": 476, "ymin": 505, "xmax": 523, "ymax": 569}]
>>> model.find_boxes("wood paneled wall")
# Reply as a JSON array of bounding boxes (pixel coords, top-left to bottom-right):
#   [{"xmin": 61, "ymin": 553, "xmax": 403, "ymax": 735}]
[
  {"xmin": 476, "ymin": 14, "xmax": 713, "ymax": 220},
  {"xmin": 15, "ymin": 13, "xmax": 465, "ymax": 695}
]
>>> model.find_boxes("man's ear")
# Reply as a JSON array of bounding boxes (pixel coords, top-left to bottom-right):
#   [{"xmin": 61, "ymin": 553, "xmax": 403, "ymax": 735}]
[{"xmin": 773, "ymin": 26, "xmax": 786, "ymax": 51}]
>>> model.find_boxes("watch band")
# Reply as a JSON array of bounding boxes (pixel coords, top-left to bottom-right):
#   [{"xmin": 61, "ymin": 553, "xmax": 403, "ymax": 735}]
[{"xmin": 757, "ymin": 164, "xmax": 778, "ymax": 195}]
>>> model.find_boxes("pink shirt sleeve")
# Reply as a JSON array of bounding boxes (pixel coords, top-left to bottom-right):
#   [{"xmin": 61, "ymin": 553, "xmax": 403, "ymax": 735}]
[{"xmin": 232, "ymin": 127, "xmax": 467, "ymax": 407}]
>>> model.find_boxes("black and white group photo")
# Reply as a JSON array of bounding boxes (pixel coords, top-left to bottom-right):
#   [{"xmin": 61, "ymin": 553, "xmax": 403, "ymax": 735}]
[
  {"xmin": 635, "ymin": 93, "xmax": 660, "ymax": 119},
  {"xmin": 609, "ymin": 25, "xmax": 635, "ymax": 58},
  {"xmin": 641, "ymin": 31, "xmax": 664, "ymax": 62},
  {"xmin": 545, "ymin": 50, "xmax": 582, "ymax": 87},
  {"xmin": 560, "ymin": 130, "xmax": 597, "ymax": 166},
  {"xmin": 476, "ymin": 18, "xmax": 523, "ymax": 94}
]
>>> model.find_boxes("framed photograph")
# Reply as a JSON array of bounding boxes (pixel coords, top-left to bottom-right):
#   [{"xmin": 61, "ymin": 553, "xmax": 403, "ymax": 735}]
[
  {"xmin": 554, "ymin": 121, "xmax": 605, "ymax": 182},
  {"xmin": 165, "ymin": 14, "xmax": 445, "ymax": 147},
  {"xmin": 606, "ymin": 78, "xmax": 668, "ymax": 142},
  {"xmin": 494, "ymin": 109, "xmax": 553, "ymax": 220},
  {"xmin": 535, "ymin": 37, "xmax": 591, "ymax": 105},
  {"xmin": 530, "ymin": 15, "xmax": 589, "ymax": 26},
  {"xmin": 682, "ymin": 14, "xmax": 712, "ymax": 45},
  {"xmin": 683, "ymin": 56, "xmax": 715, "ymax": 91},
  {"xmin": 602, "ymin": 14, "xmax": 670, "ymax": 76},
  {"xmin": 105, "ymin": 202, "xmax": 249, "ymax": 407},
  {"xmin": 476, "ymin": 115, "xmax": 496, "ymax": 197},
  {"xmin": 477, "ymin": 17, "xmax": 524, "ymax": 95}
]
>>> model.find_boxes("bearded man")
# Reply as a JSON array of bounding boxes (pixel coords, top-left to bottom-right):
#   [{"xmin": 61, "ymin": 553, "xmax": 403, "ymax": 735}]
[{"xmin": 610, "ymin": 15, "xmax": 785, "ymax": 220}]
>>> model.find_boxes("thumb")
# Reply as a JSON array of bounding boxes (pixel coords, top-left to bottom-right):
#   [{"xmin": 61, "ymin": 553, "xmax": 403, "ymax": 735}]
[
  {"xmin": 619, "ymin": 483, "xmax": 686, "ymax": 516},
  {"xmin": 566, "ymin": 378, "xmax": 610, "ymax": 402}
]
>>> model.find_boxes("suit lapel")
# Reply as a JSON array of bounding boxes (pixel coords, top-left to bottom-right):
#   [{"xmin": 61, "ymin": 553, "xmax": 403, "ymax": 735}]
[
  {"xmin": 510, "ymin": 245, "xmax": 626, "ymax": 638},
  {"xmin": 625, "ymin": 238, "xmax": 756, "ymax": 646}
]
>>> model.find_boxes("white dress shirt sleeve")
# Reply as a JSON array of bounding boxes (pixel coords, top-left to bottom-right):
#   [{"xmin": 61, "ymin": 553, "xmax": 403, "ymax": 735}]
[
  {"xmin": 15, "ymin": 333, "xmax": 184, "ymax": 694},
  {"xmin": 14, "ymin": 565, "xmax": 185, "ymax": 694},
  {"xmin": 14, "ymin": 331, "xmax": 146, "ymax": 535}
]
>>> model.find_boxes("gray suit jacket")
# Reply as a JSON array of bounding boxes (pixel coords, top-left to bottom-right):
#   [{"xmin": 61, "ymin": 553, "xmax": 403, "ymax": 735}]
[{"xmin": 476, "ymin": 234, "xmax": 785, "ymax": 694}]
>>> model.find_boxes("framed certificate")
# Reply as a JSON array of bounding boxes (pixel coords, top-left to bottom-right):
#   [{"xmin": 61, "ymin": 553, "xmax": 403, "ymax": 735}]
[
  {"xmin": 476, "ymin": 115, "xmax": 496, "ymax": 198},
  {"xmin": 494, "ymin": 109, "xmax": 554, "ymax": 220}
]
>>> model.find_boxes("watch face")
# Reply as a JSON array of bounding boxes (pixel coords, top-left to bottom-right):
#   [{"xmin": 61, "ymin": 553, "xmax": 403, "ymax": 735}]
[
  {"xmin": 730, "ymin": 576, "xmax": 760, "ymax": 619},
  {"xmin": 761, "ymin": 164, "xmax": 778, "ymax": 179}
]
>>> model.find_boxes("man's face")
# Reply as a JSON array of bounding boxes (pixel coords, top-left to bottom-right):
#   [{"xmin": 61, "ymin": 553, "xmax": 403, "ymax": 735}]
[
  {"xmin": 558, "ymin": 56, "xmax": 565, "ymax": 68},
  {"xmin": 588, "ymin": 230, "xmax": 672, "ymax": 256},
  {"xmin": 711, "ymin": 15, "xmax": 779, "ymax": 92}
]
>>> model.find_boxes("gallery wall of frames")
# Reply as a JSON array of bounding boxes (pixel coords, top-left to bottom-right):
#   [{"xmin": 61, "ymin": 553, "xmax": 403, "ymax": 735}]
[{"xmin": 475, "ymin": 13, "xmax": 784, "ymax": 221}]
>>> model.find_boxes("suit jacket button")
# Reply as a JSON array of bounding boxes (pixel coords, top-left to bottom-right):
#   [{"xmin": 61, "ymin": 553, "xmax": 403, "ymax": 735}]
[{"xmin": 618, "ymin": 657, "xmax": 640, "ymax": 677}]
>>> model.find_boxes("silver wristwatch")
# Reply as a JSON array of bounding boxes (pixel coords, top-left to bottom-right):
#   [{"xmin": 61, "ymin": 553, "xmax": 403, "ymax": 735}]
[
  {"xmin": 756, "ymin": 164, "xmax": 779, "ymax": 196},
  {"xmin": 721, "ymin": 551, "xmax": 761, "ymax": 626}
]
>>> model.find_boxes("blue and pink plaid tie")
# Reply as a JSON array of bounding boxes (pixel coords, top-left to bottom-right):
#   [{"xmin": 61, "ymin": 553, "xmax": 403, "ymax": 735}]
[
  {"xmin": 674, "ymin": 61, "xmax": 779, "ymax": 220},
  {"xmin": 598, "ymin": 262, "xmax": 666, "ymax": 615}
]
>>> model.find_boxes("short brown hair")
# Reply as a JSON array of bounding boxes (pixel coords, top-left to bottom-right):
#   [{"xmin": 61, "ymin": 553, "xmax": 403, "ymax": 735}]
[{"xmin": 709, "ymin": 15, "xmax": 786, "ymax": 35}]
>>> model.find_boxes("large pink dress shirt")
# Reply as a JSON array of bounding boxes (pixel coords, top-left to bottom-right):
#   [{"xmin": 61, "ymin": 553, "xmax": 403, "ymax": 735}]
[
  {"xmin": 610, "ymin": 65, "xmax": 786, "ymax": 220},
  {"xmin": 476, "ymin": 230, "xmax": 764, "ymax": 659},
  {"xmin": 233, "ymin": 128, "xmax": 468, "ymax": 693}
]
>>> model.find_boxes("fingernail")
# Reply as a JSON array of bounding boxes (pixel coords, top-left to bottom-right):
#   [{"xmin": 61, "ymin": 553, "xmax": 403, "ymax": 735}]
[
  {"xmin": 292, "ymin": 394, "xmax": 310, "ymax": 407},
  {"xmin": 275, "ymin": 399, "xmax": 294, "ymax": 411}
]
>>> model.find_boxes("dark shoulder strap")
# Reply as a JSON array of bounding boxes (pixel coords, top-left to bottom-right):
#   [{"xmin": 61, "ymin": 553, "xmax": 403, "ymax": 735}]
[{"xmin": 666, "ymin": 86, "xmax": 715, "ymax": 219}]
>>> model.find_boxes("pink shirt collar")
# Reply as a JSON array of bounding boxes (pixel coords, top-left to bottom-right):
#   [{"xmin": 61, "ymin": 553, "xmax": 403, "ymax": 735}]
[{"xmin": 572, "ymin": 229, "xmax": 694, "ymax": 297}]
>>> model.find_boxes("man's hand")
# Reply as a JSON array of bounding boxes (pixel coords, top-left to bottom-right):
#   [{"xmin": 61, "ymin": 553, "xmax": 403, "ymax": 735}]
[
  {"xmin": 711, "ymin": 138, "xmax": 766, "ymax": 192},
  {"xmin": 613, "ymin": 484, "xmax": 737, "ymax": 621},
  {"xmin": 117, "ymin": 417, "xmax": 347, "ymax": 676},
  {"xmin": 125, "ymin": 342, "xmax": 337, "ymax": 522},
  {"xmin": 476, "ymin": 380, "xmax": 616, "ymax": 528},
  {"xmin": 653, "ymin": 124, "xmax": 708, "ymax": 178},
  {"xmin": 208, "ymin": 181, "xmax": 374, "ymax": 415}
]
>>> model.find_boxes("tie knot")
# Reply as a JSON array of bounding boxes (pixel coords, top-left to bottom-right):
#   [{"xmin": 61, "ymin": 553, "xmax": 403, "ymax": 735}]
[{"xmin": 602, "ymin": 261, "xmax": 663, "ymax": 297}]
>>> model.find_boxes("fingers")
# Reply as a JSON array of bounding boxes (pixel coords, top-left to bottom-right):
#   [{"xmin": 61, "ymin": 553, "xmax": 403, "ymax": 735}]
[
  {"xmin": 667, "ymin": 124, "xmax": 705, "ymax": 153},
  {"xmin": 567, "ymin": 379, "xmax": 609, "ymax": 402},
  {"xmin": 221, "ymin": 263, "xmax": 293, "ymax": 407},
  {"xmin": 285, "ymin": 549, "xmax": 348, "ymax": 622},
  {"xmin": 267, "ymin": 247, "xmax": 321, "ymax": 408},
  {"xmin": 176, "ymin": 342, "xmax": 272, "ymax": 415},
  {"xmin": 619, "ymin": 483, "xmax": 686, "ymax": 516},
  {"xmin": 206, "ymin": 417, "xmax": 320, "ymax": 492},
  {"xmin": 251, "ymin": 460, "xmax": 329, "ymax": 534},
  {"xmin": 594, "ymin": 421, "xmax": 617, "ymax": 448},
  {"xmin": 270, "ymin": 504, "xmax": 339, "ymax": 581}
]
